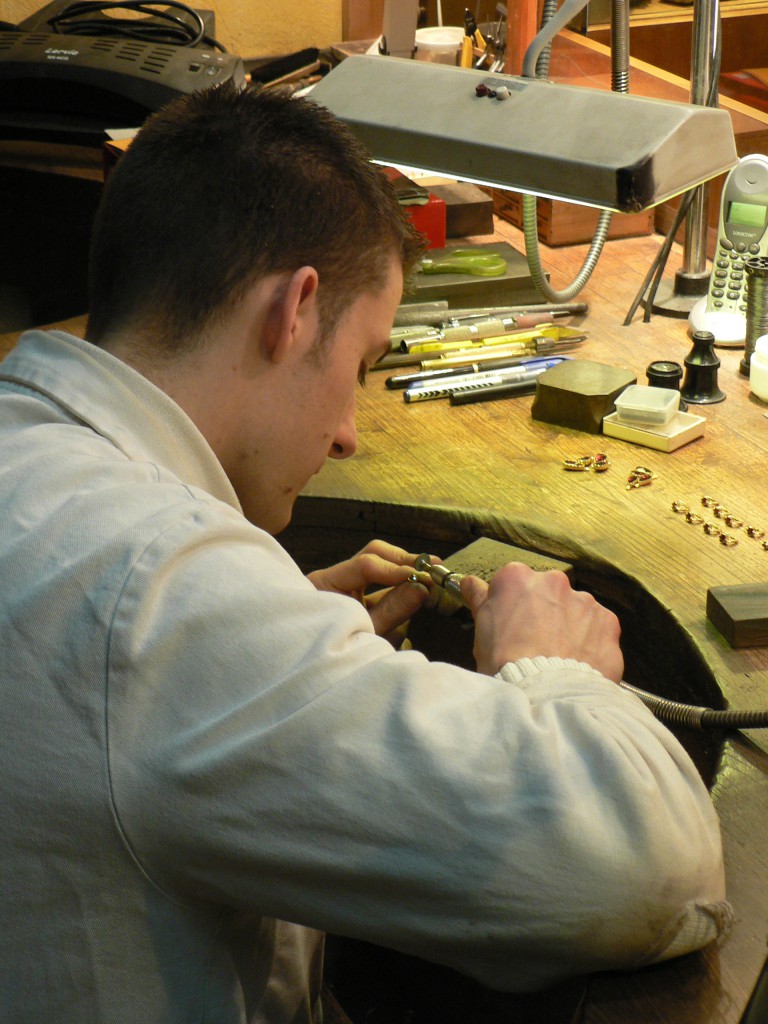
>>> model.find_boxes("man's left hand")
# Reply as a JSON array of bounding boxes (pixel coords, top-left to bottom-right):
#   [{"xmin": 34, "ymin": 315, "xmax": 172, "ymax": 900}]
[{"xmin": 307, "ymin": 540, "xmax": 435, "ymax": 646}]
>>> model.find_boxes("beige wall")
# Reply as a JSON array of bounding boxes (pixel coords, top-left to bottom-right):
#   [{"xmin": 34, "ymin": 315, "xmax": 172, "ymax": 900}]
[{"xmin": 0, "ymin": 0, "xmax": 343, "ymax": 57}]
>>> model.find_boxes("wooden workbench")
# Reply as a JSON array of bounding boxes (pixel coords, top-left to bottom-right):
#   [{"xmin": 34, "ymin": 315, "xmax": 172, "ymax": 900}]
[
  {"xmin": 3, "ymin": 219, "xmax": 768, "ymax": 1023},
  {"xmin": 282, "ymin": 219, "xmax": 768, "ymax": 1024}
]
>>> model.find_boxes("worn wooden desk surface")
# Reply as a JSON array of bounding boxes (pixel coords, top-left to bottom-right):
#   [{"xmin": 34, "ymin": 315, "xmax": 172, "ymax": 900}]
[
  {"xmin": 3, "ymin": 221, "xmax": 768, "ymax": 1022},
  {"xmin": 290, "ymin": 220, "xmax": 768, "ymax": 1023}
]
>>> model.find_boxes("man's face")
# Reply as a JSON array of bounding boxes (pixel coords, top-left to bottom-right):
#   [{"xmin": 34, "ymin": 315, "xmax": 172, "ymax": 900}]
[{"xmin": 231, "ymin": 255, "xmax": 403, "ymax": 533}]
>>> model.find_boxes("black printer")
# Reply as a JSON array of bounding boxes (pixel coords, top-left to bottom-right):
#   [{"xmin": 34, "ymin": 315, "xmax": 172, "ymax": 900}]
[{"xmin": 0, "ymin": 0, "xmax": 246, "ymax": 145}]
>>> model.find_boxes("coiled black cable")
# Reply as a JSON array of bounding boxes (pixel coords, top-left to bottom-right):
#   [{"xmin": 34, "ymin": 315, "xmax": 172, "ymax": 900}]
[{"xmin": 47, "ymin": 0, "xmax": 226, "ymax": 51}]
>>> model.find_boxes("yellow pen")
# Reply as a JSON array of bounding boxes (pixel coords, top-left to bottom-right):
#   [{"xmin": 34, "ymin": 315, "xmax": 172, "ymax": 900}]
[
  {"xmin": 404, "ymin": 325, "xmax": 585, "ymax": 356},
  {"xmin": 418, "ymin": 336, "xmax": 585, "ymax": 369}
]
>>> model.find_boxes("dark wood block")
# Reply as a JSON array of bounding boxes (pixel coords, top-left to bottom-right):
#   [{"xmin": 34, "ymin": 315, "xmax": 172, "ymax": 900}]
[
  {"xmin": 428, "ymin": 182, "xmax": 495, "ymax": 238},
  {"xmin": 707, "ymin": 582, "xmax": 768, "ymax": 648},
  {"xmin": 531, "ymin": 360, "xmax": 636, "ymax": 434}
]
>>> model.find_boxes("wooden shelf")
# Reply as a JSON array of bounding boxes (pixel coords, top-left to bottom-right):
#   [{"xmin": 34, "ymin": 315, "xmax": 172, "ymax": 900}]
[
  {"xmin": 587, "ymin": 0, "xmax": 768, "ymax": 77},
  {"xmin": 538, "ymin": 30, "xmax": 768, "ymax": 255}
]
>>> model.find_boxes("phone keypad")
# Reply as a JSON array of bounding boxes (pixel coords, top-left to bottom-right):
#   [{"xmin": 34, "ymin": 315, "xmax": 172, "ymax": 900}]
[{"xmin": 709, "ymin": 236, "xmax": 759, "ymax": 311}]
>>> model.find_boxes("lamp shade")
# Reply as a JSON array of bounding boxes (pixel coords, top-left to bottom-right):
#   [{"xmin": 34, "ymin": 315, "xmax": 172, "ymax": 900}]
[{"xmin": 311, "ymin": 55, "xmax": 738, "ymax": 213}]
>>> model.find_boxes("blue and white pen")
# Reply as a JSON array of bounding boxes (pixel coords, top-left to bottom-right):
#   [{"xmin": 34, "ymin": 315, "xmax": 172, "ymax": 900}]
[{"xmin": 402, "ymin": 356, "xmax": 567, "ymax": 403}]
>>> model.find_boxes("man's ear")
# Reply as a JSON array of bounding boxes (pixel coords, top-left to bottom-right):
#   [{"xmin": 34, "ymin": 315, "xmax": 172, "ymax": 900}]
[{"xmin": 262, "ymin": 266, "xmax": 320, "ymax": 364}]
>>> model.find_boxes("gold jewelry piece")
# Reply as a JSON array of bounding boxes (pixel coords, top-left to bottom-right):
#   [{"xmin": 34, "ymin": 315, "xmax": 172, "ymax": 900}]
[
  {"xmin": 564, "ymin": 454, "xmax": 611, "ymax": 474},
  {"xmin": 747, "ymin": 527, "xmax": 765, "ymax": 539},
  {"xmin": 713, "ymin": 505, "xmax": 728, "ymax": 519},
  {"xmin": 703, "ymin": 523, "xmax": 721, "ymax": 536},
  {"xmin": 685, "ymin": 511, "xmax": 704, "ymax": 525},
  {"xmin": 719, "ymin": 533, "xmax": 738, "ymax": 547},
  {"xmin": 672, "ymin": 501, "xmax": 689, "ymax": 514},
  {"xmin": 626, "ymin": 467, "xmax": 657, "ymax": 490},
  {"xmin": 701, "ymin": 496, "xmax": 717, "ymax": 508},
  {"xmin": 563, "ymin": 455, "xmax": 594, "ymax": 472},
  {"xmin": 763, "ymin": 540, "xmax": 768, "ymax": 551},
  {"xmin": 724, "ymin": 515, "xmax": 744, "ymax": 529}
]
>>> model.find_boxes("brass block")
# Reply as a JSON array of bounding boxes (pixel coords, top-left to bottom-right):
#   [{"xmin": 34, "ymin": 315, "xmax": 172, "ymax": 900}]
[{"xmin": 532, "ymin": 360, "xmax": 636, "ymax": 434}]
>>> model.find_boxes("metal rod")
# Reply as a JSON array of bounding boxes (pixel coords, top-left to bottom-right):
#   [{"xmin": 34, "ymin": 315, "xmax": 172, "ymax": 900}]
[{"xmin": 682, "ymin": 0, "xmax": 719, "ymax": 279}]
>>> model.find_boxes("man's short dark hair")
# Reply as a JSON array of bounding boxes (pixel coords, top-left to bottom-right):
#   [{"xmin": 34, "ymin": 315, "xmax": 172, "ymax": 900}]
[{"xmin": 86, "ymin": 82, "xmax": 424, "ymax": 349}]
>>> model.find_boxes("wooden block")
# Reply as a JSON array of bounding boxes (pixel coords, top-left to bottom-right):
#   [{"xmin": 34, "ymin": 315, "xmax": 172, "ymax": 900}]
[
  {"xmin": 491, "ymin": 189, "xmax": 654, "ymax": 247},
  {"xmin": 405, "ymin": 240, "xmax": 544, "ymax": 309},
  {"xmin": 428, "ymin": 182, "xmax": 495, "ymax": 237},
  {"xmin": 707, "ymin": 583, "xmax": 768, "ymax": 648}
]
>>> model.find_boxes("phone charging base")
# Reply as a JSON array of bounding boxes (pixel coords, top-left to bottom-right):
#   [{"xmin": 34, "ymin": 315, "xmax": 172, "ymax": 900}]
[{"xmin": 688, "ymin": 297, "xmax": 746, "ymax": 347}]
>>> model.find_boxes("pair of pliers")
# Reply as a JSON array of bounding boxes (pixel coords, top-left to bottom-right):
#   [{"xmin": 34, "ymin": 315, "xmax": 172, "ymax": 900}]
[
  {"xmin": 420, "ymin": 248, "xmax": 507, "ymax": 277},
  {"xmin": 460, "ymin": 8, "xmax": 486, "ymax": 68}
]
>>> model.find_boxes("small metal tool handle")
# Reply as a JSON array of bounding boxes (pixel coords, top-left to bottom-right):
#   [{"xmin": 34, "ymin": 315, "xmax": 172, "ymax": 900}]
[{"xmin": 414, "ymin": 554, "xmax": 467, "ymax": 602}]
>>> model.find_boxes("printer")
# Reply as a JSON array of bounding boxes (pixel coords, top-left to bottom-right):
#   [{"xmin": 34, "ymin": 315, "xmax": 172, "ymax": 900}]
[{"xmin": 0, "ymin": 0, "xmax": 246, "ymax": 145}]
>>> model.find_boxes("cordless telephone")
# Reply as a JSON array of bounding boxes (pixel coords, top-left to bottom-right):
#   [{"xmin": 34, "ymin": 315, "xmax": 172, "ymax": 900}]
[{"xmin": 688, "ymin": 153, "xmax": 768, "ymax": 346}]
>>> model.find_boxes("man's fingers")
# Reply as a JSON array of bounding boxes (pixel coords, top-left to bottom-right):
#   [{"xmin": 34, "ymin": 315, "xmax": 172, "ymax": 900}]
[
  {"xmin": 368, "ymin": 577, "xmax": 430, "ymax": 643},
  {"xmin": 459, "ymin": 574, "xmax": 489, "ymax": 614}
]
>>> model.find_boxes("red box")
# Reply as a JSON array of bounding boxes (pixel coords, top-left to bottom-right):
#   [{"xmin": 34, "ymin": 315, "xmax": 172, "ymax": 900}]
[{"xmin": 403, "ymin": 193, "xmax": 447, "ymax": 249}]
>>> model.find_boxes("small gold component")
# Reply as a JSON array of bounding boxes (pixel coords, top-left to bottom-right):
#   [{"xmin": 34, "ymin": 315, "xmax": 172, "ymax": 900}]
[
  {"xmin": 672, "ymin": 500, "xmax": 689, "ymax": 514},
  {"xmin": 713, "ymin": 505, "xmax": 728, "ymax": 519},
  {"xmin": 626, "ymin": 465, "xmax": 657, "ymax": 490},
  {"xmin": 747, "ymin": 526, "xmax": 765, "ymax": 540},
  {"xmin": 724, "ymin": 515, "xmax": 744, "ymax": 529},
  {"xmin": 701, "ymin": 496, "xmax": 717, "ymax": 508},
  {"xmin": 703, "ymin": 523, "xmax": 721, "ymax": 536},
  {"xmin": 763, "ymin": 540, "xmax": 768, "ymax": 551},
  {"xmin": 563, "ymin": 455, "xmax": 596, "ymax": 471},
  {"xmin": 719, "ymin": 533, "xmax": 738, "ymax": 547},
  {"xmin": 685, "ymin": 511, "xmax": 704, "ymax": 525}
]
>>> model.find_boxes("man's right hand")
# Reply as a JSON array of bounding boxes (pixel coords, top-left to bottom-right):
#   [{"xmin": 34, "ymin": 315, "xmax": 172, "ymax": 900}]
[{"xmin": 460, "ymin": 563, "xmax": 624, "ymax": 682}]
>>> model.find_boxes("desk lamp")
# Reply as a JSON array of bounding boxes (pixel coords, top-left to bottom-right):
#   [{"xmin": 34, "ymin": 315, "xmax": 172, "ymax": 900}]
[{"xmin": 310, "ymin": 36, "xmax": 737, "ymax": 301}]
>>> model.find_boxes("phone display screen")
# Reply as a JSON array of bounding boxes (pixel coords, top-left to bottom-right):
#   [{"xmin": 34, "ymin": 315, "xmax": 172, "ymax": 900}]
[{"xmin": 726, "ymin": 200, "xmax": 768, "ymax": 229}]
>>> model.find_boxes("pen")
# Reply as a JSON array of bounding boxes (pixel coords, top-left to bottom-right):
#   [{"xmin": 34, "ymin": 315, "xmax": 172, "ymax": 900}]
[
  {"xmin": 403, "ymin": 357, "xmax": 566, "ymax": 403},
  {"xmin": 450, "ymin": 378, "xmax": 540, "ymax": 405},
  {"xmin": 402, "ymin": 324, "xmax": 583, "ymax": 356},
  {"xmin": 386, "ymin": 353, "xmax": 546, "ymax": 390},
  {"xmin": 419, "ymin": 334, "xmax": 586, "ymax": 369},
  {"xmin": 372, "ymin": 328, "xmax": 586, "ymax": 372}
]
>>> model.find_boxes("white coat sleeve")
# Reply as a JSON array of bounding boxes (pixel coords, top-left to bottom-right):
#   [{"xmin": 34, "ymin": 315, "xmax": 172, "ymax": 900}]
[{"xmin": 106, "ymin": 502, "xmax": 730, "ymax": 993}]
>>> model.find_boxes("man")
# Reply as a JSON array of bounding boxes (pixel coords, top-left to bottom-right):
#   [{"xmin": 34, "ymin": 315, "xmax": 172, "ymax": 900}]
[{"xmin": 0, "ymin": 83, "xmax": 729, "ymax": 1023}]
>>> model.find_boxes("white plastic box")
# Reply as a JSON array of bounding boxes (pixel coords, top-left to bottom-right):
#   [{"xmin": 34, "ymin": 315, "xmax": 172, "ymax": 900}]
[{"xmin": 614, "ymin": 384, "xmax": 680, "ymax": 427}]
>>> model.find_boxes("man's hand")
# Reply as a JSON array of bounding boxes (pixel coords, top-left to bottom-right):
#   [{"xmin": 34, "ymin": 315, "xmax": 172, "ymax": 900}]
[
  {"xmin": 461, "ymin": 562, "xmax": 624, "ymax": 681},
  {"xmin": 307, "ymin": 540, "xmax": 435, "ymax": 647}
]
